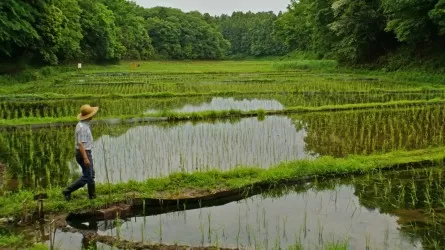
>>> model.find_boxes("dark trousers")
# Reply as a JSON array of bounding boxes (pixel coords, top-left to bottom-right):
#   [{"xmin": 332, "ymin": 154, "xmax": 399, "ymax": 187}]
[{"xmin": 64, "ymin": 150, "xmax": 96, "ymax": 199}]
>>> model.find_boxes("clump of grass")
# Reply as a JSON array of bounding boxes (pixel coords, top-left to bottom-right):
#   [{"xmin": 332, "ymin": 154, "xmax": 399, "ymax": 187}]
[
  {"xmin": 0, "ymin": 232, "xmax": 24, "ymax": 248},
  {"xmin": 0, "ymin": 228, "xmax": 47, "ymax": 249},
  {"xmin": 273, "ymin": 60, "xmax": 338, "ymax": 71}
]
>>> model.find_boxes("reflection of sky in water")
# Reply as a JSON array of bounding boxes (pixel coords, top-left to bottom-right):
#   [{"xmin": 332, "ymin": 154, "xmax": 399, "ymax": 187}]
[
  {"xmin": 96, "ymin": 185, "xmax": 422, "ymax": 249},
  {"xmin": 48, "ymin": 231, "xmax": 110, "ymax": 250},
  {"xmin": 145, "ymin": 97, "xmax": 284, "ymax": 113},
  {"xmin": 86, "ymin": 116, "xmax": 312, "ymax": 183}
]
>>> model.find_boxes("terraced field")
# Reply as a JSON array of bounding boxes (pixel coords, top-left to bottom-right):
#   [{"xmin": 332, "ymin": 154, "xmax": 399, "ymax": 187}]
[{"xmin": 2, "ymin": 61, "xmax": 445, "ymax": 249}]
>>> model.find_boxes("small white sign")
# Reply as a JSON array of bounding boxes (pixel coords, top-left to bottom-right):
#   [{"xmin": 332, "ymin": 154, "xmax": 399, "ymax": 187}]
[{"xmin": 77, "ymin": 63, "xmax": 82, "ymax": 69}]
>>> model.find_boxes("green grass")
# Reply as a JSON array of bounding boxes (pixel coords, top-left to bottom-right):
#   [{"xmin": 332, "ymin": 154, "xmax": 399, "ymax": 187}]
[
  {"xmin": 0, "ymin": 233, "xmax": 24, "ymax": 248},
  {"xmin": 273, "ymin": 60, "xmax": 338, "ymax": 71},
  {"xmin": 0, "ymin": 228, "xmax": 48, "ymax": 249},
  {"xmin": 79, "ymin": 60, "xmax": 278, "ymax": 73},
  {"xmin": 1, "ymin": 146, "xmax": 444, "ymax": 218}
]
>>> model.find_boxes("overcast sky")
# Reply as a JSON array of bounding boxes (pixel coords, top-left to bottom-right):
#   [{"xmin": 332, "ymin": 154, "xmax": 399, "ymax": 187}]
[{"xmin": 134, "ymin": 0, "xmax": 291, "ymax": 15}]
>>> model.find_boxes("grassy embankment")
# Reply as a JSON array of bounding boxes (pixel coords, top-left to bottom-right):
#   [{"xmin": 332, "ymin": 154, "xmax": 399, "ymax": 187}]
[{"xmin": 1, "ymin": 146, "xmax": 444, "ymax": 218}]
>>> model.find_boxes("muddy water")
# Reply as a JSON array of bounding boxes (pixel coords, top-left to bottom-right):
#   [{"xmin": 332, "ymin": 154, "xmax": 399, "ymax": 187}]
[{"xmin": 91, "ymin": 116, "xmax": 313, "ymax": 183}]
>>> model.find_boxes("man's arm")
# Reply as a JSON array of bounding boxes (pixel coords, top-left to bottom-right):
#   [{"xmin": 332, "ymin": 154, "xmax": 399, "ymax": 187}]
[{"xmin": 78, "ymin": 142, "xmax": 90, "ymax": 167}]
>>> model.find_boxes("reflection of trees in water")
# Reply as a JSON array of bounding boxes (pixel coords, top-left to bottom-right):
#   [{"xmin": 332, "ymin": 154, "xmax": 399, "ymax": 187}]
[
  {"xmin": 300, "ymin": 106, "xmax": 445, "ymax": 157},
  {"xmin": 352, "ymin": 168, "xmax": 445, "ymax": 248}
]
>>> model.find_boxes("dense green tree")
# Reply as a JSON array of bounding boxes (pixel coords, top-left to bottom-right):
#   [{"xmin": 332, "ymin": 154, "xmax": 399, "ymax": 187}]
[
  {"xmin": 100, "ymin": 0, "xmax": 154, "ymax": 60},
  {"xmin": 215, "ymin": 11, "xmax": 288, "ymax": 56},
  {"xmin": 430, "ymin": 0, "xmax": 445, "ymax": 35},
  {"xmin": 273, "ymin": 2, "xmax": 312, "ymax": 51},
  {"xmin": 144, "ymin": 7, "xmax": 229, "ymax": 59},
  {"xmin": 78, "ymin": 0, "xmax": 123, "ymax": 62},
  {"xmin": 146, "ymin": 17, "xmax": 182, "ymax": 58},
  {"xmin": 0, "ymin": 0, "xmax": 40, "ymax": 58},
  {"xmin": 2, "ymin": 0, "xmax": 445, "ymax": 67},
  {"xmin": 307, "ymin": 0, "xmax": 336, "ymax": 56},
  {"xmin": 35, "ymin": 3, "xmax": 64, "ymax": 65},
  {"xmin": 273, "ymin": 0, "xmax": 336, "ymax": 57},
  {"xmin": 54, "ymin": 0, "xmax": 83, "ymax": 62},
  {"xmin": 381, "ymin": 0, "xmax": 438, "ymax": 44},
  {"xmin": 328, "ymin": 0, "xmax": 387, "ymax": 63}
]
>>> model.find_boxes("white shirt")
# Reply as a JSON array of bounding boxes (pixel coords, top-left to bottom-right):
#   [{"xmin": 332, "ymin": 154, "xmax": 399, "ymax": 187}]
[{"xmin": 75, "ymin": 121, "xmax": 93, "ymax": 150}]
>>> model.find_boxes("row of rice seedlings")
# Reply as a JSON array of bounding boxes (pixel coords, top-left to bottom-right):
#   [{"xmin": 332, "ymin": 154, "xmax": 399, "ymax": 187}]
[
  {"xmin": 48, "ymin": 80, "xmax": 412, "ymax": 96},
  {"xmin": 0, "ymin": 127, "xmax": 74, "ymax": 189},
  {"xmin": 0, "ymin": 97, "xmax": 211, "ymax": 120},
  {"xmin": 2, "ymin": 90, "xmax": 444, "ymax": 120},
  {"xmin": 0, "ymin": 116, "xmax": 303, "ymax": 188},
  {"xmin": 19, "ymin": 70, "xmax": 431, "ymax": 96},
  {"xmin": 72, "ymin": 70, "xmax": 427, "ymax": 92},
  {"xmin": 301, "ymin": 104, "xmax": 445, "ymax": 157},
  {"xmin": 3, "ymin": 104, "xmax": 445, "ymax": 188},
  {"xmin": 71, "ymin": 71, "xmax": 317, "ymax": 84}
]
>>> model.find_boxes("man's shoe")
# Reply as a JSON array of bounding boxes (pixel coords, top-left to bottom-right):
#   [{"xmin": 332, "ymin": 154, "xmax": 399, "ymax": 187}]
[
  {"xmin": 87, "ymin": 183, "xmax": 96, "ymax": 200},
  {"xmin": 62, "ymin": 190, "xmax": 71, "ymax": 201}
]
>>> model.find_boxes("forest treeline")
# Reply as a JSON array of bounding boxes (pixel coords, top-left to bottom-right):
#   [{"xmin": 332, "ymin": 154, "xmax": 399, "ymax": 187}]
[{"xmin": 1, "ymin": 0, "xmax": 444, "ymax": 70}]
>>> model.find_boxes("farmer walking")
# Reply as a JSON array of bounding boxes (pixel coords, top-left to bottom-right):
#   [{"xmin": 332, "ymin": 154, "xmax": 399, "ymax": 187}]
[{"xmin": 62, "ymin": 104, "xmax": 99, "ymax": 201}]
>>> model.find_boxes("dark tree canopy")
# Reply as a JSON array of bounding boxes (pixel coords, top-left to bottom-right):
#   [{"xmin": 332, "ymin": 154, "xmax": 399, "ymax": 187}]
[
  {"xmin": 1, "ymin": 0, "xmax": 444, "ymax": 69},
  {"xmin": 274, "ymin": 0, "xmax": 445, "ymax": 68},
  {"xmin": 214, "ymin": 11, "xmax": 288, "ymax": 57}
]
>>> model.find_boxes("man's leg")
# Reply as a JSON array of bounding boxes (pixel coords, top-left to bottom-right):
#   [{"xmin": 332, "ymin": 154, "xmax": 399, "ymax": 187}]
[
  {"xmin": 63, "ymin": 152, "xmax": 88, "ymax": 200},
  {"xmin": 86, "ymin": 152, "xmax": 96, "ymax": 199}
]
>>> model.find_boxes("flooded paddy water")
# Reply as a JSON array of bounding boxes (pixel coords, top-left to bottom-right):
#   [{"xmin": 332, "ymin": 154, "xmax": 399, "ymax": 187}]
[
  {"xmin": 94, "ymin": 116, "xmax": 310, "ymax": 182},
  {"xmin": 21, "ymin": 167, "xmax": 445, "ymax": 249},
  {"xmin": 2, "ymin": 105, "xmax": 445, "ymax": 187},
  {"xmin": 3, "ymin": 68, "xmax": 445, "ymax": 250}
]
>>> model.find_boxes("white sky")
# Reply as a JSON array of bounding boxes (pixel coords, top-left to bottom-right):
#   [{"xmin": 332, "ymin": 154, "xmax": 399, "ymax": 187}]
[{"xmin": 133, "ymin": 0, "xmax": 290, "ymax": 15}]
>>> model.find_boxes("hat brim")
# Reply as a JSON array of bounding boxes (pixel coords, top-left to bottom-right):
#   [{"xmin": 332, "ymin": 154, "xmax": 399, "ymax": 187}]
[{"xmin": 77, "ymin": 107, "xmax": 99, "ymax": 121}]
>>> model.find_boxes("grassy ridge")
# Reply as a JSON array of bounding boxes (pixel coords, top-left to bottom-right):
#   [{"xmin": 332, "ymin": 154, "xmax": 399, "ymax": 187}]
[
  {"xmin": 2, "ymin": 89, "xmax": 443, "ymax": 101},
  {"xmin": 0, "ymin": 99, "xmax": 443, "ymax": 127},
  {"xmin": 1, "ymin": 146, "xmax": 444, "ymax": 218}
]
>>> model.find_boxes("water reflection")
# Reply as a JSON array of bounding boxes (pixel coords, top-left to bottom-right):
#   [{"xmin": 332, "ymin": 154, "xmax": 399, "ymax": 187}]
[
  {"xmin": 145, "ymin": 97, "xmax": 284, "ymax": 114},
  {"xmin": 91, "ymin": 116, "xmax": 312, "ymax": 183},
  {"xmin": 93, "ymin": 185, "xmax": 421, "ymax": 249},
  {"xmin": 18, "ymin": 168, "xmax": 445, "ymax": 249}
]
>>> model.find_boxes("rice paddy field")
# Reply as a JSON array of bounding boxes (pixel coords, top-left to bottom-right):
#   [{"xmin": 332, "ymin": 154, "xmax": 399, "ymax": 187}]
[{"xmin": 2, "ymin": 60, "xmax": 445, "ymax": 250}]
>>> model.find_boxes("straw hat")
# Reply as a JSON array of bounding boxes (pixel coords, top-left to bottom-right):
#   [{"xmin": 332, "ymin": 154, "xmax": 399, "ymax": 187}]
[{"xmin": 77, "ymin": 104, "xmax": 99, "ymax": 121}]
